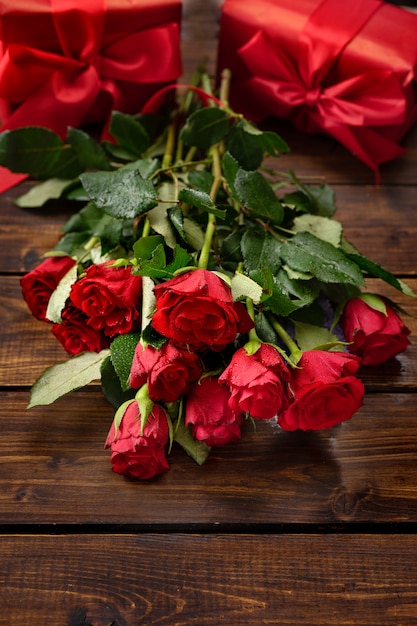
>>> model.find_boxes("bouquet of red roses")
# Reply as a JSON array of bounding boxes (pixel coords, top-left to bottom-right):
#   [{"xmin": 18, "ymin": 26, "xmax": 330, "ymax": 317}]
[{"xmin": 3, "ymin": 71, "xmax": 414, "ymax": 480}]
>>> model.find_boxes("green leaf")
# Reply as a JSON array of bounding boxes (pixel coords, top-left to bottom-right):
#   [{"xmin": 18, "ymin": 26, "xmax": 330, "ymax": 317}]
[
  {"xmin": 124, "ymin": 157, "xmax": 160, "ymax": 179},
  {"xmin": 132, "ymin": 244, "xmax": 167, "ymax": 278},
  {"xmin": 253, "ymin": 129, "xmax": 290, "ymax": 156},
  {"xmin": 133, "ymin": 235, "xmax": 165, "ymax": 260},
  {"xmin": 80, "ymin": 169, "xmax": 158, "ymax": 219},
  {"xmin": 254, "ymin": 312, "xmax": 279, "ymax": 344},
  {"xmin": 280, "ymin": 232, "xmax": 365, "ymax": 286},
  {"xmin": 222, "ymin": 151, "xmax": 240, "ymax": 196},
  {"xmin": 178, "ymin": 187, "xmax": 226, "ymax": 219},
  {"xmin": 293, "ymin": 321, "xmax": 344, "ymax": 352},
  {"xmin": 14, "ymin": 178, "xmax": 74, "ymax": 208},
  {"xmin": 233, "ymin": 169, "xmax": 284, "ymax": 225},
  {"xmin": 225, "ymin": 121, "xmax": 290, "ymax": 171},
  {"xmin": 250, "ymin": 268, "xmax": 316, "ymax": 316},
  {"xmin": 0, "ymin": 127, "xmax": 81, "ymax": 179},
  {"xmin": 147, "ymin": 181, "xmax": 179, "ymax": 249},
  {"xmin": 306, "ymin": 184, "xmax": 336, "ymax": 217},
  {"xmin": 241, "ymin": 228, "xmax": 282, "ymax": 274},
  {"xmin": 344, "ymin": 252, "xmax": 417, "ymax": 297},
  {"xmin": 164, "ymin": 245, "xmax": 194, "ymax": 276},
  {"xmin": 187, "ymin": 169, "xmax": 214, "ymax": 194},
  {"xmin": 183, "ymin": 217, "xmax": 205, "ymax": 251},
  {"xmin": 225, "ymin": 121, "xmax": 264, "ymax": 170},
  {"xmin": 293, "ymin": 214, "xmax": 343, "ymax": 247},
  {"xmin": 67, "ymin": 127, "xmax": 111, "ymax": 171},
  {"xmin": 173, "ymin": 416, "xmax": 211, "ymax": 465},
  {"xmin": 110, "ymin": 333, "xmax": 141, "ymax": 391},
  {"xmin": 45, "ymin": 262, "xmax": 78, "ymax": 323},
  {"xmin": 220, "ymin": 230, "xmax": 244, "ymax": 266},
  {"xmin": 168, "ymin": 206, "xmax": 186, "ymax": 240},
  {"xmin": 231, "ymin": 272, "xmax": 263, "ymax": 304},
  {"xmin": 109, "ymin": 111, "xmax": 150, "ymax": 157},
  {"xmin": 100, "ymin": 357, "xmax": 136, "ymax": 409},
  {"xmin": 141, "ymin": 322, "xmax": 168, "ymax": 350},
  {"xmin": 359, "ymin": 293, "xmax": 387, "ymax": 314},
  {"xmin": 27, "ymin": 350, "xmax": 110, "ymax": 408},
  {"xmin": 180, "ymin": 107, "xmax": 230, "ymax": 148},
  {"xmin": 287, "ymin": 170, "xmax": 337, "ymax": 217}
]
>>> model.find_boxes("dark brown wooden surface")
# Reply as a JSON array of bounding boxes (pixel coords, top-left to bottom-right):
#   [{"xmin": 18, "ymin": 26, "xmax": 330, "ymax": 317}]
[
  {"xmin": 1, "ymin": 0, "xmax": 417, "ymax": 623},
  {"xmin": 1, "ymin": 534, "xmax": 417, "ymax": 626}
]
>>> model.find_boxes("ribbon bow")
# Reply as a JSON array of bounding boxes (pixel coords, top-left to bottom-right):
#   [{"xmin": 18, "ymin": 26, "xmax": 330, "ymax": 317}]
[
  {"xmin": 0, "ymin": 0, "xmax": 182, "ymax": 191},
  {"xmin": 235, "ymin": 0, "xmax": 407, "ymax": 178}
]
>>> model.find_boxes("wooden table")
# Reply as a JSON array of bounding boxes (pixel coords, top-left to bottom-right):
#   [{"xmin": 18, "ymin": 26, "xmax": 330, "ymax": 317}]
[{"xmin": 1, "ymin": 2, "xmax": 417, "ymax": 623}]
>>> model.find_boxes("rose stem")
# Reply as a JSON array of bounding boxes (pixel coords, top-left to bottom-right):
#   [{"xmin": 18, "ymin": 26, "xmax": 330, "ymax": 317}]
[
  {"xmin": 267, "ymin": 313, "xmax": 303, "ymax": 364},
  {"xmin": 245, "ymin": 297, "xmax": 261, "ymax": 344},
  {"xmin": 198, "ymin": 144, "xmax": 221, "ymax": 269}
]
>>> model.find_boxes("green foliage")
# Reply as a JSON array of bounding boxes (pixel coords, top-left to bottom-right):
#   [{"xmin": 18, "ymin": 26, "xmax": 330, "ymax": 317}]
[
  {"xmin": 80, "ymin": 169, "xmax": 158, "ymax": 219},
  {"xmin": 110, "ymin": 333, "xmax": 141, "ymax": 391},
  {"xmin": 0, "ymin": 127, "xmax": 81, "ymax": 179},
  {"xmin": 14, "ymin": 71, "xmax": 416, "ymax": 474}
]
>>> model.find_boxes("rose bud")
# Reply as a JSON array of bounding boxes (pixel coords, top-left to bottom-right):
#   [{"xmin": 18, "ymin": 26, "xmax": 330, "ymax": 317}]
[
  {"xmin": 151, "ymin": 269, "xmax": 254, "ymax": 351},
  {"xmin": 130, "ymin": 341, "xmax": 202, "ymax": 402},
  {"xmin": 20, "ymin": 256, "xmax": 77, "ymax": 321},
  {"xmin": 185, "ymin": 376, "xmax": 244, "ymax": 446},
  {"xmin": 70, "ymin": 263, "xmax": 142, "ymax": 337},
  {"xmin": 219, "ymin": 343, "xmax": 291, "ymax": 419},
  {"xmin": 340, "ymin": 294, "xmax": 411, "ymax": 366},
  {"xmin": 278, "ymin": 350, "xmax": 364, "ymax": 431},
  {"xmin": 105, "ymin": 400, "xmax": 169, "ymax": 481}
]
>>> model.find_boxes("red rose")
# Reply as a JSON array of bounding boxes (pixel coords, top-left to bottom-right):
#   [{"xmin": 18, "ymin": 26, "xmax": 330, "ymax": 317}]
[
  {"xmin": 151, "ymin": 269, "xmax": 254, "ymax": 351},
  {"xmin": 20, "ymin": 256, "xmax": 77, "ymax": 321},
  {"xmin": 104, "ymin": 400, "xmax": 169, "ymax": 480},
  {"xmin": 130, "ymin": 341, "xmax": 202, "ymax": 402},
  {"xmin": 340, "ymin": 295, "xmax": 411, "ymax": 366},
  {"xmin": 278, "ymin": 350, "xmax": 364, "ymax": 431},
  {"xmin": 70, "ymin": 263, "xmax": 142, "ymax": 337},
  {"xmin": 52, "ymin": 305, "xmax": 110, "ymax": 356},
  {"xmin": 185, "ymin": 376, "xmax": 244, "ymax": 446},
  {"xmin": 219, "ymin": 343, "xmax": 291, "ymax": 419}
]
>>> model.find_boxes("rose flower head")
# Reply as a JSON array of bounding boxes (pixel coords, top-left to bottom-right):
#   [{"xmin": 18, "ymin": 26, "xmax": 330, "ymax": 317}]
[
  {"xmin": 340, "ymin": 294, "xmax": 411, "ymax": 366},
  {"xmin": 219, "ymin": 342, "xmax": 291, "ymax": 419},
  {"xmin": 20, "ymin": 256, "xmax": 77, "ymax": 321},
  {"xmin": 52, "ymin": 305, "xmax": 110, "ymax": 356},
  {"xmin": 151, "ymin": 269, "xmax": 254, "ymax": 351},
  {"xmin": 130, "ymin": 340, "xmax": 202, "ymax": 402},
  {"xmin": 70, "ymin": 262, "xmax": 142, "ymax": 337},
  {"xmin": 278, "ymin": 350, "xmax": 364, "ymax": 431},
  {"xmin": 185, "ymin": 376, "xmax": 244, "ymax": 446},
  {"xmin": 105, "ymin": 400, "xmax": 169, "ymax": 481}
]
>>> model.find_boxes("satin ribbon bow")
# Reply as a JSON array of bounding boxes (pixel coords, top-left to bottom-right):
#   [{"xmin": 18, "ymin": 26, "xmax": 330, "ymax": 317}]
[
  {"xmin": 0, "ymin": 0, "xmax": 182, "ymax": 192},
  {"xmin": 236, "ymin": 0, "xmax": 407, "ymax": 178}
]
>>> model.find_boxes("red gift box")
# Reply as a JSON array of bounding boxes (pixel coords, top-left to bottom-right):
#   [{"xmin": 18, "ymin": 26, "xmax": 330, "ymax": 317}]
[
  {"xmin": 0, "ymin": 0, "xmax": 182, "ymax": 191},
  {"xmin": 217, "ymin": 0, "xmax": 417, "ymax": 178}
]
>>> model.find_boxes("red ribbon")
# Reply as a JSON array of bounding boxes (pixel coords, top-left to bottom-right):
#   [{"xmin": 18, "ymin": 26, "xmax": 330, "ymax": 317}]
[
  {"xmin": 0, "ymin": 0, "xmax": 182, "ymax": 192},
  {"xmin": 234, "ymin": 0, "xmax": 408, "ymax": 179}
]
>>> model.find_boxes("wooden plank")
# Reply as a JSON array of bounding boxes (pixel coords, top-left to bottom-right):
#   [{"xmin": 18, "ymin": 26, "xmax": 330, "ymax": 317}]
[
  {"xmin": 1, "ymin": 533, "xmax": 417, "ymax": 624},
  {"xmin": 0, "ymin": 276, "xmax": 72, "ymax": 386},
  {"xmin": 1, "ymin": 390, "xmax": 417, "ymax": 526},
  {"xmin": 2, "ymin": 276, "xmax": 416, "ymax": 387},
  {"xmin": 266, "ymin": 121, "xmax": 417, "ymax": 187}
]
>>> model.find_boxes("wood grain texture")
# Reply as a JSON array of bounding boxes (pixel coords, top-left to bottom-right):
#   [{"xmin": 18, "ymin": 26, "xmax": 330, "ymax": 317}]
[
  {"xmin": 1, "ymin": 0, "xmax": 417, "ymax": 622},
  {"xmin": 1, "ymin": 389, "xmax": 417, "ymax": 526},
  {"xmin": 1, "ymin": 533, "xmax": 417, "ymax": 625}
]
